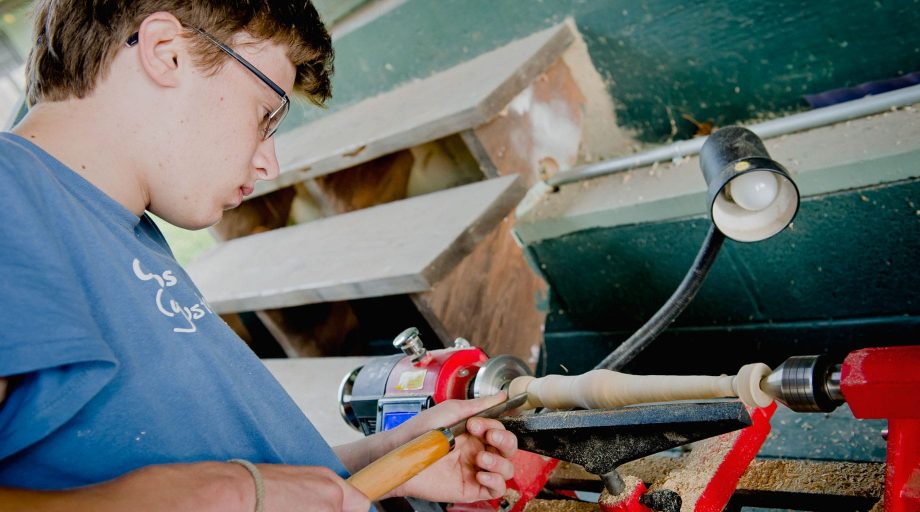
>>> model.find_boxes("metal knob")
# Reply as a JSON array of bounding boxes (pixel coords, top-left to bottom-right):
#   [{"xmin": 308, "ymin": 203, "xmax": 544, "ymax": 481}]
[{"xmin": 393, "ymin": 327, "xmax": 428, "ymax": 363}]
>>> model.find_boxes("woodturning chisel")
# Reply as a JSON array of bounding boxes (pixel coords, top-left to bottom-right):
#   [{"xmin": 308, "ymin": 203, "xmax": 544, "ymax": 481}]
[{"xmin": 346, "ymin": 393, "xmax": 528, "ymax": 501}]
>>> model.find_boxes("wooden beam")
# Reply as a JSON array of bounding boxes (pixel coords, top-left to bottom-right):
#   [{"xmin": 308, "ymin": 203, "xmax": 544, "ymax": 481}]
[
  {"xmin": 411, "ymin": 218, "xmax": 547, "ymax": 360},
  {"xmin": 460, "ymin": 129, "xmax": 500, "ymax": 179},
  {"xmin": 471, "ymin": 57, "xmax": 586, "ymax": 185},
  {"xmin": 187, "ymin": 176, "xmax": 525, "ymax": 314},
  {"xmin": 251, "ymin": 22, "xmax": 575, "ymax": 198},
  {"xmin": 412, "ymin": 57, "xmax": 586, "ymax": 365}
]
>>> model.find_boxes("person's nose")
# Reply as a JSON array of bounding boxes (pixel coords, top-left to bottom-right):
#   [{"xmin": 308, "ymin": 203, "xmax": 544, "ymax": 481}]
[{"xmin": 252, "ymin": 136, "xmax": 280, "ymax": 181}]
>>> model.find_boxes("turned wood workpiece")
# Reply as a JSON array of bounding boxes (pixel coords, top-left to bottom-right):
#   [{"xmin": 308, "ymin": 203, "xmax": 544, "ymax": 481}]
[{"xmin": 507, "ymin": 363, "xmax": 774, "ymax": 410}]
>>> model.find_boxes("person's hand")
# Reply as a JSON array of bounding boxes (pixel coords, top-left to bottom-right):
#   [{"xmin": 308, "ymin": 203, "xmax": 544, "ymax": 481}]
[{"xmin": 388, "ymin": 394, "xmax": 518, "ymax": 503}]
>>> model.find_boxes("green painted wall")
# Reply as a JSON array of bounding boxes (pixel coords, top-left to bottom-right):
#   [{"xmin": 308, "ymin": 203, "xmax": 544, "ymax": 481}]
[
  {"xmin": 313, "ymin": 0, "xmax": 369, "ymax": 27},
  {"xmin": 529, "ymin": 179, "xmax": 920, "ymax": 375},
  {"xmin": 531, "ymin": 180, "xmax": 920, "ymax": 331},
  {"xmin": 287, "ymin": 0, "xmax": 920, "ymax": 142}
]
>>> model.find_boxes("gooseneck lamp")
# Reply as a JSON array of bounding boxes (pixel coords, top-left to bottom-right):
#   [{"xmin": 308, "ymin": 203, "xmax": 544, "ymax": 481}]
[
  {"xmin": 701, "ymin": 126, "xmax": 800, "ymax": 242},
  {"xmin": 596, "ymin": 126, "xmax": 800, "ymax": 371}
]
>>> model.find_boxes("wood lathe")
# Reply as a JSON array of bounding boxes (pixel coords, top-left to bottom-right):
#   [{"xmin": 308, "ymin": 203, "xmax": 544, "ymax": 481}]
[
  {"xmin": 338, "ymin": 328, "xmax": 919, "ymax": 511},
  {"xmin": 339, "ymin": 328, "xmax": 763, "ymax": 508}
]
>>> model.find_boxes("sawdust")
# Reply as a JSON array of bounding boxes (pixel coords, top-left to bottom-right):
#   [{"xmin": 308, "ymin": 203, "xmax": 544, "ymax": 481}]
[
  {"xmin": 738, "ymin": 459, "xmax": 883, "ymax": 496},
  {"xmin": 651, "ymin": 430, "xmax": 740, "ymax": 511},
  {"xmin": 597, "ymin": 475, "xmax": 642, "ymax": 506},
  {"xmin": 503, "ymin": 488, "xmax": 522, "ymax": 508},
  {"xmin": 619, "ymin": 455, "xmax": 684, "ymax": 482},
  {"xmin": 523, "ymin": 499, "xmax": 599, "ymax": 512},
  {"xmin": 549, "ymin": 453, "xmax": 883, "ymax": 510},
  {"xmin": 552, "ymin": 456, "xmax": 884, "ymax": 506}
]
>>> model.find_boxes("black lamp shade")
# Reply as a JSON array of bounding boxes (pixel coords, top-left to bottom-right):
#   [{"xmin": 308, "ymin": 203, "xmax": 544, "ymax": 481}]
[{"xmin": 700, "ymin": 127, "xmax": 800, "ymax": 242}]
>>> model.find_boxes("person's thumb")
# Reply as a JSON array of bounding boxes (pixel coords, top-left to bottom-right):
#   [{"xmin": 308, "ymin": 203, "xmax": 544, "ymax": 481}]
[{"xmin": 463, "ymin": 391, "xmax": 508, "ymax": 415}]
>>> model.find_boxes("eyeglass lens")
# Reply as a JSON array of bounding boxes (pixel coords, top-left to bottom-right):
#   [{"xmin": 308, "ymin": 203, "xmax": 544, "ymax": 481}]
[{"xmin": 263, "ymin": 98, "xmax": 290, "ymax": 139}]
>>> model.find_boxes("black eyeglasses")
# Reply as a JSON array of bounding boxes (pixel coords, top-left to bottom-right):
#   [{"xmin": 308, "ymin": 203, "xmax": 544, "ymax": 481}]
[{"xmin": 127, "ymin": 28, "xmax": 290, "ymax": 140}]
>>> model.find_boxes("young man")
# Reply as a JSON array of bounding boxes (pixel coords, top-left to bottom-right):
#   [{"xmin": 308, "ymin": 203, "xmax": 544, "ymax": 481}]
[{"xmin": 0, "ymin": 2, "xmax": 517, "ymax": 511}]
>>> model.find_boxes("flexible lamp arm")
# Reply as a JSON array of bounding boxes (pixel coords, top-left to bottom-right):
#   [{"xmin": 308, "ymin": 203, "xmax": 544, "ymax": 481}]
[
  {"xmin": 593, "ymin": 126, "xmax": 798, "ymax": 372},
  {"xmin": 594, "ymin": 224, "xmax": 726, "ymax": 371}
]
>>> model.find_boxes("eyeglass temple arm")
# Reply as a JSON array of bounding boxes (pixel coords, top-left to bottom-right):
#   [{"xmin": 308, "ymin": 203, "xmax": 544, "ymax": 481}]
[{"xmin": 125, "ymin": 29, "xmax": 288, "ymax": 102}]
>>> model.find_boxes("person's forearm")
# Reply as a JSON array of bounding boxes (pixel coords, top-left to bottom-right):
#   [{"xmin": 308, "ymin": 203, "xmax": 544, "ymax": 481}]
[
  {"xmin": 0, "ymin": 463, "xmax": 249, "ymax": 512},
  {"xmin": 333, "ymin": 425, "xmax": 408, "ymax": 474},
  {"xmin": 333, "ymin": 401, "xmax": 479, "ymax": 474}
]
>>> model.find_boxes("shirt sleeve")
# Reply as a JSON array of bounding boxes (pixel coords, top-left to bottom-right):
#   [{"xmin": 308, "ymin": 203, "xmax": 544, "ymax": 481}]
[{"xmin": 0, "ymin": 147, "xmax": 119, "ymax": 460}]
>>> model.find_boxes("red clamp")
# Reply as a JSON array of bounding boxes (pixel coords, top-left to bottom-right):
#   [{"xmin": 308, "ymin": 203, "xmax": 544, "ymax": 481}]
[
  {"xmin": 600, "ymin": 402, "xmax": 776, "ymax": 512},
  {"xmin": 842, "ymin": 345, "xmax": 920, "ymax": 512}
]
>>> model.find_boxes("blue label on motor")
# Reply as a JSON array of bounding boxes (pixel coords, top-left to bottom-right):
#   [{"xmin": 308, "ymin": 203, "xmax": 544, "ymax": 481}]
[{"xmin": 382, "ymin": 411, "xmax": 417, "ymax": 431}]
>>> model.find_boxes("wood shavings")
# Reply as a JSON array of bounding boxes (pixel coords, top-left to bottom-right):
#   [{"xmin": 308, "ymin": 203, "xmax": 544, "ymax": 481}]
[
  {"xmin": 524, "ymin": 499, "xmax": 599, "ymax": 511},
  {"xmin": 598, "ymin": 475, "xmax": 642, "ymax": 506}
]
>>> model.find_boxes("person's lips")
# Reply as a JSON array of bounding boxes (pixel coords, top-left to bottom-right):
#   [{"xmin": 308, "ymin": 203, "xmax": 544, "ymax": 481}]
[{"xmin": 240, "ymin": 185, "xmax": 255, "ymax": 197}]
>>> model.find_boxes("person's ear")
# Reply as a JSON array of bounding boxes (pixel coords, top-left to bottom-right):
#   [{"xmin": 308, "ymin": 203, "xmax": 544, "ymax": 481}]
[{"xmin": 134, "ymin": 12, "xmax": 186, "ymax": 88}]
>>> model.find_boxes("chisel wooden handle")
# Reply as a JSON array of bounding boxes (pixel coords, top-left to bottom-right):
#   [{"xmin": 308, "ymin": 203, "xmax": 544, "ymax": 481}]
[
  {"xmin": 507, "ymin": 363, "xmax": 773, "ymax": 410},
  {"xmin": 346, "ymin": 429, "xmax": 452, "ymax": 501}
]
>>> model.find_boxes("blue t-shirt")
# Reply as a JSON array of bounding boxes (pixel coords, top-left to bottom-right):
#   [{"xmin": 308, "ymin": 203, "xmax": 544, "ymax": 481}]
[{"xmin": 0, "ymin": 133, "xmax": 347, "ymax": 489}]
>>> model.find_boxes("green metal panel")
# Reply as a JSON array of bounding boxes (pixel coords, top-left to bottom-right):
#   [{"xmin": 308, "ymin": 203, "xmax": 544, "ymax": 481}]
[
  {"xmin": 514, "ymin": 119, "xmax": 920, "ymax": 246},
  {"xmin": 529, "ymin": 179, "xmax": 920, "ymax": 333},
  {"xmin": 286, "ymin": 0, "xmax": 920, "ymax": 142},
  {"xmin": 540, "ymin": 313, "xmax": 920, "ymax": 375},
  {"xmin": 313, "ymin": 0, "xmax": 370, "ymax": 26}
]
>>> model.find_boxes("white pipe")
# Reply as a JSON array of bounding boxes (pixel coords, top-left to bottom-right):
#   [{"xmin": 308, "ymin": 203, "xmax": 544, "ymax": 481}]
[{"xmin": 548, "ymin": 83, "xmax": 920, "ymax": 187}]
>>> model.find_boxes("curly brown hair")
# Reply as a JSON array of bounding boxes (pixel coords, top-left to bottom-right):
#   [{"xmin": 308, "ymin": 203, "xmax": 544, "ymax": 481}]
[{"xmin": 25, "ymin": 1, "xmax": 334, "ymax": 106}]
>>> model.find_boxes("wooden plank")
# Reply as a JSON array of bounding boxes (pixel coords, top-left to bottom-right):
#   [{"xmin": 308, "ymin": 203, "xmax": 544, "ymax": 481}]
[
  {"xmin": 730, "ymin": 459, "xmax": 883, "ymax": 509},
  {"xmin": 251, "ymin": 22, "xmax": 574, "ymax": 198},
  {"xmin": 208, "ymin": 188, "xmax": 301, "ymax": 353},
  {"xmin": 471, "ymin": 57, "xmax": 586, "ymax": 185},
  {"xmin": 410, "ymin": 57, "xmax": 586, "ymax": 365},
  {"xmin": 460, "ymin": 129, "xmax": 500, "ymax": 179},
  {"xmin": 411, "ymin": 220, "xmax": 547, "ymax": 365},
  {"xmin": 187, "ymin": 175, "xmax": 525, "ymax": 314}
]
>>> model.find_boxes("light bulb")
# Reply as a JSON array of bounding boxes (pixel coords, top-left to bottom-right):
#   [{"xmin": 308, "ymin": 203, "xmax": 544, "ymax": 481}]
[{"xmin": 727, "ymin": 171, "xmax": 779, "ymax": 211}]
